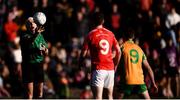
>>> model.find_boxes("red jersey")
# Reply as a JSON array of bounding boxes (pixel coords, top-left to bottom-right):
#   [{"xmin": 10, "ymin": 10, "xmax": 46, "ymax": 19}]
[{"xmin": 82, "ymin": 27, "xmax": 118, "ymax": 70}]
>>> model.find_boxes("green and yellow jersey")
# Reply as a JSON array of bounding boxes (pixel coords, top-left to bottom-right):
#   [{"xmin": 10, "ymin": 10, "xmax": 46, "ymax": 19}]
[{"xmin": 120, "ymin": 40, "xmax": 147, "ymax": 85}]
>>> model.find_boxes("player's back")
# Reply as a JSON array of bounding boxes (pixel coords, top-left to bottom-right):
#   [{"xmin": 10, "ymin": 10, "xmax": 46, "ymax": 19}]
[
  {"xmin": 121, "ymin": 40, "xmax": 146, "ymax": 84},
  {"xmin": 87, "ymin": 27, "xmax": 116, "ymax": 70}
]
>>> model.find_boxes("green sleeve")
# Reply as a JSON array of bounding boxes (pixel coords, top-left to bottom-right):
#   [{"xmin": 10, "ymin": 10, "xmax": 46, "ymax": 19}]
[{"xmin": 142, "ymin": 53, "xmax": 147, "ymax": 61}]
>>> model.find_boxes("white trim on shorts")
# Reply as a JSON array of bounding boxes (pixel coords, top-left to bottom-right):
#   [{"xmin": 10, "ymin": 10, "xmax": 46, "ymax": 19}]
[{"xmin": 91, "ymin": 70, "xmax": 114, "ymax": 88}]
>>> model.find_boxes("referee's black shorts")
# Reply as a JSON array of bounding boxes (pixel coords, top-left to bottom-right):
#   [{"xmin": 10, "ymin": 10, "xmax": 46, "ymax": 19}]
[{"xmin": 22, "ymin": 62, "xmax": 44, "ymax": 83}]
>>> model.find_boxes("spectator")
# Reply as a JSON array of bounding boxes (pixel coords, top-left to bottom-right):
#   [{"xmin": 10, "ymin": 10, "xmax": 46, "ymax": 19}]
[
  {"xmin": 165, "ymin": 7, "xmax": 180, "ymax": 30},
  {"xmin": 4, "ymin": 12, "xmax": 19, "ymax": 45},
  {"xmin": 42, "ymin": 56, "xmax": 55, "ymax": 98},
  {"xmin": 80, "ymin": 85, "xmax": 93, "ymax": 99},
  {"xmin": 0, "ymin": 58, "xmax": 10, "ymax": 98},
  {"xmin": 110, "ymin": 3, "xmax": 121, "ymax": 38},
  {"xmin": 0, "ymin": 0, "xmax": 6, "ymax": 40},
  {"xmin": 162, "ymin": 36, "xmax": 179, "ymax": 98}
]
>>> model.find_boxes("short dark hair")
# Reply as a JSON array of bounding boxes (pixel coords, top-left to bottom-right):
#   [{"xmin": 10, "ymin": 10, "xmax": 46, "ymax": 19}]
[{"xmin": 91, "ymin": 12, "xmax": 104, "ymax": 26}]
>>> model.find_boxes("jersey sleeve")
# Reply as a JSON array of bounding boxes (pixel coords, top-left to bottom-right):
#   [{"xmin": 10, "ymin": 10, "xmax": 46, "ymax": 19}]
[
  {"xmin": 112, "ymin": 35, "xmax": 118, "ymax": 47},
  {"xmin": 142, "ymin": 53, "xmax": 147, "ymax": 61},
  {"xmin": 120, "ymin": 44, "xmax": 124, "ymax": 52}
]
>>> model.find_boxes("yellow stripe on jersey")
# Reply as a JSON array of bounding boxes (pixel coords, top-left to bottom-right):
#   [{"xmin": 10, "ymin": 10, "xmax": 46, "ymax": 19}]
[{"xmin": 121, "ymin": 40, "xmax": 146, "ymax": 84}]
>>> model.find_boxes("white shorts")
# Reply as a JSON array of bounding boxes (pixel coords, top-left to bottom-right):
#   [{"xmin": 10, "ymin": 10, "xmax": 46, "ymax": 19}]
[{"xmin": 91, "ymin": 70, "xmax": 114, "ymax": 88}]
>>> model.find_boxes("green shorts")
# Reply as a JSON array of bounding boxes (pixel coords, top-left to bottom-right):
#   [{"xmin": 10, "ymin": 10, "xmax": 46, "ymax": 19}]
[{"xmin": 119, "ymin": 84, "xmax": 147, "ymax": 95}]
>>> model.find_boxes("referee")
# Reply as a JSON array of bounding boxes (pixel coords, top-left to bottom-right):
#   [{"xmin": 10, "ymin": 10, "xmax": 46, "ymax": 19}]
[{"xmin": 20, "ymin": 17, "xmax": 48, "ymax": 99}]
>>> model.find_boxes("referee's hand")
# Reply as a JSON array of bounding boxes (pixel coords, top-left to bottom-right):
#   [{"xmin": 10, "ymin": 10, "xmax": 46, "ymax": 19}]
[{"xmin": 40, "ymin": 45, "xmax": 48, "ymax": 56}]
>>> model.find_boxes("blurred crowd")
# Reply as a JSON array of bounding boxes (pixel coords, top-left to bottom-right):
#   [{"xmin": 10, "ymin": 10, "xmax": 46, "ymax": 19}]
[{"xmin": 0, "ymin": 0, "xmax": 179, "ymax": 99}]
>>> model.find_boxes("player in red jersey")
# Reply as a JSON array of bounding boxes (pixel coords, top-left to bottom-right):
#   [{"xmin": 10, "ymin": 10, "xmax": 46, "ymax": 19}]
[{"xmin": 79, "ymin": 12, "xmax": 121, "ymax": 99}]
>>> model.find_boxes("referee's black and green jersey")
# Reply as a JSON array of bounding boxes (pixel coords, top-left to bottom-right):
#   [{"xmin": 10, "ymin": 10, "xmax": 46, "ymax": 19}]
[{"xmin": 20, "ymin": 32, "xmax": 48, "ymax": 63}]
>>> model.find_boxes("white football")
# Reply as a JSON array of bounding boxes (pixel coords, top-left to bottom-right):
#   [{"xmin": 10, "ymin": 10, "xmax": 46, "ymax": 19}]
[{"xmin": 33, "ymin": 12, "xmax": 46, "ymax": 25}]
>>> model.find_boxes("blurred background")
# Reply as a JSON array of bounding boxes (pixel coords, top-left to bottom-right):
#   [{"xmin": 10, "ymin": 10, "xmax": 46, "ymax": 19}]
[{"xmin": 0, "ymin": 0, "xmax": 179, "ymax": 99}]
